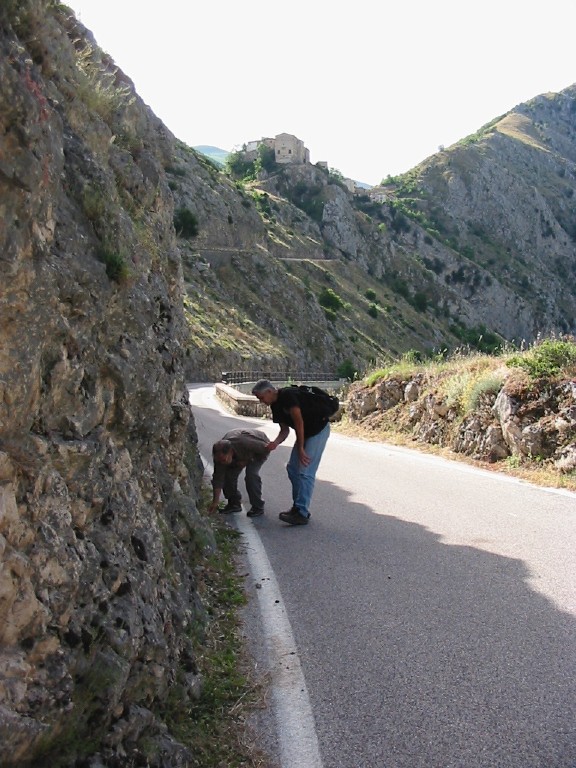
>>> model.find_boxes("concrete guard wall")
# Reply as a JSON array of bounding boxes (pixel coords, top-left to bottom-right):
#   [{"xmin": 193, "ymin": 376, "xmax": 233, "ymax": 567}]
[
  {"xmin": 214, "ymin": 383, "xmax": 268, "ymax": 417},
  {"xmin": 214, "ymin": 381, "xmax": 345, "ymax": 418}
]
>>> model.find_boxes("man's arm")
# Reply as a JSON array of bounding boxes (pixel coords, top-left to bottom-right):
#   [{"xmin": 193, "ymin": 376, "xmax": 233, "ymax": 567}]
[
  {"xmin": 267, "ymin": 423, "xmax": 290, "ymax": 451},
  {"xmin": 289, "ymin": 406, "xmax": 310, "ymax": 466},
  {"xmin": 208, "ymin": 485, "xmax": 222, "ymax": 513},
  {"xmin": 208, "ymin": 464, "xmax": 226, "ymax": 512}
]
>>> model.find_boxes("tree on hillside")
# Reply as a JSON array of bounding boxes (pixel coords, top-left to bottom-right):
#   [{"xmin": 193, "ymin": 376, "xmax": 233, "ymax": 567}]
[
  {"xmin": 225, "ymin": 149, "xmax": 254, "ymax": 179},
  {"xmin": 257, "ymin": 144, "xmax": 276, "ymax": 173}
]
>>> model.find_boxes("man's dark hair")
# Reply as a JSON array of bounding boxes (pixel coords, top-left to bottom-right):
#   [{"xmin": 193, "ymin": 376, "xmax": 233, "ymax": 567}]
[{"xmin": 212, "ymin": 439, "xmax": 232, "ymax": 457}]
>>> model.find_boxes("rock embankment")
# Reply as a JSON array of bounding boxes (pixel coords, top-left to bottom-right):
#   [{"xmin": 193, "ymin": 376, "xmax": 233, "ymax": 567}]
[{"xmin": 345, "ymin": 370, "xmax": 576, "ymax": 475}]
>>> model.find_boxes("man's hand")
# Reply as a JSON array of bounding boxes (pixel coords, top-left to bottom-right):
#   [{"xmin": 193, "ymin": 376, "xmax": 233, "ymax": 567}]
[
  {"xmin": 267, "ymin": 425, "xmax": 289, "ymax": 452},
  {"xmin": 298, "ymin": 446, "xmax": 311, "ymax": 466},
  {"xmin": 208, "ymin": 490, "xmax": 222, "ymax": 514}
]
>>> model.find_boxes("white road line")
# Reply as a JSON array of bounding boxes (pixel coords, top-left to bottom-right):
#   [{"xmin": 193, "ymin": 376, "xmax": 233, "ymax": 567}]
[
  {"xmin": 330, "ymin": 433, "xmax": 576, "ymax": 499},
  {"xmin": 235, "ymin": 513, "xmax": 323, "ymax": 768},
  {"xmin": 202, "ymin": 455, "xmax": 323, "ymax": 768}
]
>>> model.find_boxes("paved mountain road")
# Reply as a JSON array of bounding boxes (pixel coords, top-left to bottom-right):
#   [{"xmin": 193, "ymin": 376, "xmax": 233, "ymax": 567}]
[{"xmin": 188, "ymin": 384, "xmax": 576, "ymax": 768}]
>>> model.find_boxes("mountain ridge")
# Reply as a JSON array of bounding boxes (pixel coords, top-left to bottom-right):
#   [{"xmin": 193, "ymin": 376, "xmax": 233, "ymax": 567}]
[{"xmin": 177, "ymin": 86, "xmax": 576, "ymax": 378}]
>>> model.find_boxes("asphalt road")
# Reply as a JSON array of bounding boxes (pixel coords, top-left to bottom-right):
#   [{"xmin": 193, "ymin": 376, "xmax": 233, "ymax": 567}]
[{"xmin": 189, "ymin": 384, "xmax": 576, "ymax": 768}]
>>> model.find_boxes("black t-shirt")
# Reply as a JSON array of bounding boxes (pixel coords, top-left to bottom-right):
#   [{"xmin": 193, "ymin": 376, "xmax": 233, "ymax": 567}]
[{"xmin": 271, "ymin": 387, "xmax": 329, "ymax": 438}]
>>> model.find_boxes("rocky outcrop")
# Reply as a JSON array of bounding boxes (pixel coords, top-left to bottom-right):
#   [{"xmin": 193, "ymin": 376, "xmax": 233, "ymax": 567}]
[
  {"xmin": 1, "ymin": 3, "xmax": 210, "ymax": 764},
  {"xmin": 346, "ymin": 371, "xmax": 576, "ymax": 472}
]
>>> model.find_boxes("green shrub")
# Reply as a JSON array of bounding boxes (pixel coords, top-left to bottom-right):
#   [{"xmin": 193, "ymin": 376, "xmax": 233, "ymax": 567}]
[
  {"xmin": 287, "ymin": 182, "xmax": 325, "ymax": 222},
  {"xmin": 390, "ymin": 210, "xmax": 411, "ymax": 233},
  {"xmin": 82, "ymin": 186, "xmax": 107, "ymax": 223},
  {"xmin": 442, "ymin": 368, "xmax": 505, "ymax": 414},
  {"xmin": 99, "ymin": 248, "xmax": 129, "ymax": 283},
  {"xmin": 412, "ymin": 292, "xmax": 428, "ymax": 312},
  {"xmin": 365, "ymin": 289, "xmax": 377, "ymax": 301},
  {"xmin": 256, "ymin": 144, "xmax": 276, "ymax": 172},
  {"xmin": 463, "ymin": 373, "xmax": 505, "ymax": 413},
  {"xmin": 165, "ymin": 165, "xmax": 186, "ymax": 177},
  {"xmin": 298, "ymin": 195, "xmax": 324, "ymax": 222},
  {"xmin": 318, "ymin": 287, "xmax": 344, "ymax": 312},
  {"xmin": 442, "ymin": 370, "xmax": 472, "ymax": 411},
  {"xmin": 507, "ymin": 339, "xmax": 576, "ymax": 379},
  {"xmin": 365, "ymin": 367, "xmax": 390, "ymax": 387},
  {"xmin": 388, "ymin": 276, "xmax": 410, "ymax": 300},
  {"xmin": 337, "ymin": 359, "xmax": 357, "ymax": 380},
  {"xmin": 367, "ymin": 303, "xmax": 378, "ymax": 318},
  {"xmin": 450, "ymin": 323, "xmax": 503, "ymax": 354},
  {"xmin": 253, "ymin": 192, "xmax": 273, "ymax": 217},
  {"xmin": 174, "ymin": 207, "xmax": 199, "ymax": 238},
  {"xmin": 225, "ymin": 150, "xmax": 255, "ymax": 179},
  {"xmin": 402, "ymin": 349, "xmax": 424, "ymax": 363}
]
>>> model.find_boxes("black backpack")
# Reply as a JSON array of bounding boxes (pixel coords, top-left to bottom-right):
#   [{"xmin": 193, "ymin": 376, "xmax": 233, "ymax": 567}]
[{"xmin": 288, "ymin": 384, "xmax": 340, "ymax": 417}]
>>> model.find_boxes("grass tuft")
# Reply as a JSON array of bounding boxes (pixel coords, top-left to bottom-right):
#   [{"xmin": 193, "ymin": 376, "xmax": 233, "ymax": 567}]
[
  {"xmin": 160, "ymin": 504, "xmax": 271, "ymax": 767},
  {"xmin": 98, "ymin": 248, "xmax": 130, "ymax": 283}
]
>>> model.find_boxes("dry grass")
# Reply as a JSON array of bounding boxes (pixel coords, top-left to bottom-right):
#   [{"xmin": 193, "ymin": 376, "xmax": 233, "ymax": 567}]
[
  {"xmin": 333, "ymin": 418, "xmax": 576, "ymax": 492},
  {"xmin": 496, "ymin": 113, "xmax": 550, "ymax": 152}
]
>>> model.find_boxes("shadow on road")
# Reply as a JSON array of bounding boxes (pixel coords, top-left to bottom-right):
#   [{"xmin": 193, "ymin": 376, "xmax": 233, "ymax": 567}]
[{"xmin": 247, "ymin": 468, "xmax": 576, "ymax": 768}]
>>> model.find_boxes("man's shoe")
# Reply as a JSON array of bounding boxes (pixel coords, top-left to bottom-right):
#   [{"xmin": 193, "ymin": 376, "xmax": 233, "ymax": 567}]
[
  {"xmin": 247, "ymin": 507, "xmax": 264, "ymax": 517},
  {"xmin": 219, "ymin": 502, "xmax": 242, "ymax": 514},
  {"xmin": 279, "ymin": 508, "xmax": 309, "ymax": 525}
]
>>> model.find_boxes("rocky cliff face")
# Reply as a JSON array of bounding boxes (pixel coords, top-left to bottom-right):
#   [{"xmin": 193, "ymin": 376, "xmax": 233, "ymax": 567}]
[
  {"xmin": 168, "ymin": 149, "xmax": 342, "ymax": 379},
  {"xmin": 379, "ymin": 90, "xmax": 576, "ymax": 341},
  {"xmin": 0, "ymin": 3, "xmax": 210, "ymax": 764}
]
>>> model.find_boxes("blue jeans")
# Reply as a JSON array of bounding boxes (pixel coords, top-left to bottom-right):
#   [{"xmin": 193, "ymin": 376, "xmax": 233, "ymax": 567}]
[{"xmin": 286, "ymin": 424, "xmax": 330, "ymax": 518}]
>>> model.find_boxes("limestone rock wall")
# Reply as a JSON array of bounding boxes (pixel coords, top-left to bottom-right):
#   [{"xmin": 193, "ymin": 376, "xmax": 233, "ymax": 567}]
[
  {"xmin": 346, "ymin": 373, "xmax": 576, "ymax": 471},
  {"xmin": 0, "ymin": 3, "xmax": 209, "ymax": 764}
]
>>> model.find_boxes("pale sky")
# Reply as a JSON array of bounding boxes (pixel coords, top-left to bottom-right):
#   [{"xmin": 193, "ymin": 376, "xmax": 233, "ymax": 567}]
[{"xmin": 68, "ymin": 1, "xmax": 575, "ymax": 187}]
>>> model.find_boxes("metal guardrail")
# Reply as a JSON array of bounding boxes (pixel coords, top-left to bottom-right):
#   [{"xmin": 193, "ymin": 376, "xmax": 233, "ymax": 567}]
[{"xmin": 221, "ymin": 371, "xmax": 339, "ymax": 385}]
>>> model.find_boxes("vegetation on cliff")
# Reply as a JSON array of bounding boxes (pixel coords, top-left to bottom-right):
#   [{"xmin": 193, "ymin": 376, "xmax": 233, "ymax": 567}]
[{"xmin": 339, "ymin": 337, "xmax": 576, "ymax": 491}]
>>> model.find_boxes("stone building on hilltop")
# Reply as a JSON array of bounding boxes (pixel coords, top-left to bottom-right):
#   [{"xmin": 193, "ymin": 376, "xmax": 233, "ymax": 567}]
[
  {"xmin": 243, "ymin": 132, "xmax": 371, "ymax": 192},
  {"xmin": 245, "ymin": 132, "xmax": 311, "ymax": 165}
]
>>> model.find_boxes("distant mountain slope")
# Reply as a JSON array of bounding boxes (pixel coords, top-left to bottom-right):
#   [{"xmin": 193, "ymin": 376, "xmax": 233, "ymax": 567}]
[
  {"xmin": 174, "ymin": 85, "xmax": 576, "ymax": 378},
  {"xmin": 382, "ymin": 85, "xmax": 576, "ymax": 338},
  {"xmin": 193, "ymin": 145, "xmax": 229, "ymax": 167}
]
